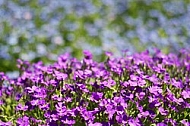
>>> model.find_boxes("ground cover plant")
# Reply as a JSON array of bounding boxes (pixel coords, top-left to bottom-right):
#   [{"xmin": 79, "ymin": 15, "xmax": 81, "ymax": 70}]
[
  {"xmin": 0, "ymin": 49, "xmax": 190, "ymax": 125},
  {"xmin": 1, "ymin": 0, "xmax": 190, "ymax": 72}
]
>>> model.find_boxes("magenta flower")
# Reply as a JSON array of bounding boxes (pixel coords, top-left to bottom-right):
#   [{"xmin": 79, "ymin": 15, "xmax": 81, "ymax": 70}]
[
  {"xmin": 128, "ymin": 80, "xmax": 138, "ymax": 87},
  {"xmin": 180, "ymin": 119, "xmax": 190, "ymax": 126},
  {"xmin": 171, "ymin": 78, "xmax": 183, "ymax": 88},
  {"xmin": 30, "ymin": 99, "xmax": 45, "ymax": 106},
  {"xmin": 26, "ymin": 86, "xmax": 38, "ymax": 93},
  {"xmin": 83, "ymin": 50, "xmax": 93, "ymax": 59},
  {"xmin": 128, "ymin": 118, "xmax": 141, "ymax": 126},
  {"xmin": 138, "ymin": 79, "xmax": 146, "ymax": 87},
  {"xmin": 55, "ymin": 102, "xmax": 67, "ymax": 116},
  {"xmin": 136, "ymin": 92, "xmax": 145, "ymax": 100},
  {"xmin": 81, "ymin": 108, "xmax": 95, "ymax": 122},
  {"xmin": 138, "ymin": 111, "xmax": 149, "ymax": 118},
  {"xmin": 53, "ymin": 70, "xmax": 68, "ymax": 81},
  {"xmin": 50, "ymin": 114, "xmax": 59, "ymax": 121},
  {"xmin": 61, "ymin": 118, "xmax": 76, "ymax": 125},
  {"xmin": 88, "ymin": 122, "xmax": 103, "ymax": 126},
  {"xmin": 158, "ymin": 106, "xmax": 168, "ymax": 116},
  {"xmin": 101, "ymin": 79, "xmax": 116, "ymax": 88},
  {"xmin": 33, "ymin": 88, "xmax": 47, "ymax": 99},
  {"xmin": 181, "ymin": 90, "xmax": 190, "ymax": 99},
  {"xmin": 16, "ymin": 116, "xmax": 30, "ymax": 126},
  {"xmin": 0, "ymin": 121, "xmax": 12, "ymax": 126},
  {"xmin": 16, "ymin": 103, "xmax": 28, "ymax": 111},
  {"xmin": 105, "ymin": 51, "xmax": 113, "ymax": 57},
  {"xmin": 130, "ymin": 75, "xmax": 139, "ymax": 81},
  {"xmin": 90, "ymin": 92, "xmax": 103, "ymax": 103},
  {"xmin": 149, "ymin": 86, "xmax": 162, "ymax": 96},
  {"xmin": 156, "ymin": 122, "xmax": 167, "ymax": 126},
  {"xmin": 106, "ymin": 105, "xmax": 116, "ymax": 120},
  {"xmin": 48, "ymin": 79, "xmax": 58, "ymax": 87},
  {"xmin": 39, "ymin": 103, "xmax": 50, "ymax": 111}
]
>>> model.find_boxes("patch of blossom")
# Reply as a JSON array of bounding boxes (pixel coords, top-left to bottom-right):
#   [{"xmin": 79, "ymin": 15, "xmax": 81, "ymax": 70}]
[
  {"xmin": 0, "ymin": 49, "xmax": 190, "ymax": 125},
  {"xmin": 1, "ymin": 0, "xmax": 190, "ymax": 65}
]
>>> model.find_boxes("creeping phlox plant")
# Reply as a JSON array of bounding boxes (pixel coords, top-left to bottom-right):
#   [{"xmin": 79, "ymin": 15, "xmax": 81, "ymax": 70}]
[{"xmin": 0, "ymin": 49, "xmax": 190, "ymax": 126}]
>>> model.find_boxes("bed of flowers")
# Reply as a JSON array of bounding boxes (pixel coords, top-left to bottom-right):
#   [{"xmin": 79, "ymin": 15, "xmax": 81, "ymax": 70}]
[{"xmin": 0, "ymin": 49, "xmax": 190, "ymax": 126}]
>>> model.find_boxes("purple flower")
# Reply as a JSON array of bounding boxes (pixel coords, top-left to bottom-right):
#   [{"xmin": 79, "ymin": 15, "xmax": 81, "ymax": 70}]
[
  {"xmin": 185, "ymin": 102, "xmax": 190, "ymax": 109},
  {"xmin": 148, "ymin": 86, "xmax": 162, "ymax": 96},
  {"xmin": 58, "ymin": 53, "xmax": 70, "ymax": 62},
  {"xmin": 0, "ymin": 72, "xmax": 8, "ymax": 81},
  {"xmin": 113, "ymin": 96, "xmax": 127, "ymax": 108},
  {"xmin": 74, "ymin": 70, "xmax": 85, "ymax": 80},
  {"xmin": 101, "ymin": 79, "xmax": 116, "ymax": 88},
  {"xmin": 166, "ymin": 88, "xmax": 175, "ymax": 101},
  {"xmin": 0, "ymin": 121, "xmax": 12, "ymax": 126},
  {"xmin": 61, "ymin": 118, "xmax": 76, "ymax": 125},
  {"xmin": 55, "ymin": 102, "xmax": 67, "ymax": 116},
  {"xmin": 88, "ymin": 122, "xmax": 103, "ymax": 126},
  {"xmin": 83, "ymin": 50, "xmax": 93, "ymax": 59},
  {"xmin": 91, "ymin": 67, "xmax": 107, "ymax": 78},
  {"xmin": 48, "ymin": 79, "xmax": 58, "ymax": 87},
  {"xmin": 128, "ymin": 80, "xmax": 138, "ymax": 87},
  {"xmin": 175, "ymin": 98, "xmax": 185, "ymax": 105},
  {"xmin": 99, "ymin": 99, "xmax": 108, "ymax": 107},
  {"xmin": 33, "ymin": 88, "xmax": 47, "ymax": 99},
  {"xmin": 44, "ymin": 111, "xmax": 51, "ymax": 118},
  {"xmin": 50, "ymin": 113, "xmax": 59, "ymax": 121},
  {"xmin": 166, "ymin": 118, "xmax": 177, "ymax": 125},
  {"xmin": 138, "ymin": 79, "xmax": 146, "ymax": 87},
  {"xmin": 52, "ymin": 94, "xmax": 63, "ymax": 101},
  {"xmin": 158, "ymin": 107, "xmax": 168, "ymax": 116},
  {"xmin": 138, "ymin": 111, "xmax": 149, "ymax": 118},
  {"xmin": 84, "ymin": 69, "xmax": 92, "ymax": 77},
  {"xmin": 156, "ymin": 122, "xmax": 167, "ymax": 126},
  {"xmin": 17, "ymin": 116, "xmax": 30, "ymax": 126},
  {"xmin": 130, "ymin": 75, "xmax": 139, "ymax": 81},
  {"xmin": 163, "ymin": 73, "xmax": 170, "ymax": 83},
  {"xmin": 180, "ymin": 119, "xmax": 190, "ymax": 126},
  {"xmin": 16, "ymin": 103, "xmax": 28, "ymax": 111},
  {"xmin": 147, "ymin": 109, "xmax": 156, "ymax": 119},
  {"xmin": 39, "ymin": 103, "xmax": 50, "ymax": 110},
  {"xmin": 181, "ymin": 90, "xmax": 190, "ymax": 99},
  {"xmin": 53, "ymin": 70, "xmax": 68, "ymax": 81},
  {"xmin": 31, "ymin": 117, "xmax": 42, "ymax": 123},
  {"xmin": 26, "ymin": 86, "xmax": 38, "ymax": 93},
  {"xmin": 116, "ymin": 114, "xmax": 123, "ymax": 124},
  {"xmin": 47, "ymin": 120, "xmax": 58, "ymax": 126},
  {"xmin": 15, "ymin": 93, "xmax": 22, "ymax": 101},
  {"xmin": 77, "ymin": 83, "xmax": 89, "ymax": 93},
  {"xmin": 105, "ymin": 104, "xmax": 116, "ymax": 120},
  {"xmin": 63, "ymin": 97, "xmax": 72, "ymax": 103},
  {"xmin": 147, "ymin": 74, "xmax": 159, "ymax": 84},
  {"xmin": 171, "ymin": 78, "xmax": 183, "ymax": 88},
  {"xmin": 105, "ymin": 51, "xmax": 113, "ymax": 57},
  {"xmin": 122, "ymin": 81, "xmax": 130, "ymax": 87},
  {"xmin": 90, "ymin": 92, "xmax": 103, "ymax": 102},
  {"xmin": 136, "ymin": 92, "xmax": 145, "ymax": 100},
  {"xmin": 30, "ymin": 99, "xmax": 45, "ymax": 106},
  {"xmin": 116, "ymin": 105, "xmax": 125, "ymax": 115},
  {"xmin": 128, "ymin": 118, "xmax": 141, "ymax": 126},
  {"xmin": 81, "ymin": 108, "xmax": 95, "ymax": 121}
]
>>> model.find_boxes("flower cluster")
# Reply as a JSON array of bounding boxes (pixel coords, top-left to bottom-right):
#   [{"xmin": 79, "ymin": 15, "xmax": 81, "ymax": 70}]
[
  {"xmin": 1, "ymin": 0, "xmax": 190, "ymax": 72},
  {"xmin": 0, "ymin": 49, "xmax": 190, "ymax": 125}
]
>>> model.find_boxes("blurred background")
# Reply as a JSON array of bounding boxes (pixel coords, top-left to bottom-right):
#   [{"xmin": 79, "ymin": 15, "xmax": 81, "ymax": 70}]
[{"xmin": 0, "ymin": 0, "xmax": 190, "ymax": 77}]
